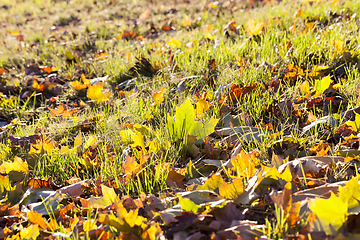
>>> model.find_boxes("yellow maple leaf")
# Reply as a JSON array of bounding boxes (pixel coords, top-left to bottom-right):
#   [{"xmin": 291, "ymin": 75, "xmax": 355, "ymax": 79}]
[
  {"xmin": 152, "ymin": 86, "xmax": 165, "ymax": 106},
  {"xmin": 74, "ymin": 132, "xmax": 83, "ymax": 148},
  {"xmin": 0, "ymin": 156, "xmax": 28, "ymax": 175},
  {"xmin": 230, "ymin": 151, "xmax": 259, "ymax": 179},
  {"xmin": 70, "ymin": 74, "xmax": 91, "ymax": 91},
  {"xmin": 334, "ymin": 38, "xmax": 344, "ymax": 55},
  {"xmin": 88, "ymin": 185, "xmax": 119, "ymax": 208},
  {"xmin": 339, "ymin": 177, "xmax": 360, "ymax": 211},
  {"xmin": 246, "ymin": 18, "xmax": 265, "ymax": 36},
  {"xmin": 300, "ymin": 80, "xmax": 310, "ymax": 95},
  {"xmin": 141, "ymin": 224, "xmax": 162, "ymax": 240},
  {"xmin": 83, "ymin": 219, "xmax": 98, "ymax": 231},
  {"xmin": 29, "ymin": 135, "xmax": 56, "ymax": 154},
  {"xmin": 197, "ymin": 173, "xmax": 223, "ymax": 191},
  {"xmin": 194, "ymin": 96, "xmax": 212, "ymax": 119},
  {"xmin": 87, "ymin": 82, "xmax": 112, "ymax": 103},
  {"xmin": 98, "ymin": 201, "xmax": 147, "ymax": 234},
  {"xmin": 308, "ymin": 192, "xmax": 347, "ymax": 235},
  {"xmin": 166, "ymin": 38, "xmax": 182, "ymax": 48},
  {"xmin": 20, "ymin": 224, "xmax": 40, "ymax": 240},
  {"xmin": 219, "ymin": 178, "xmax": 244, "ymax": 200}
]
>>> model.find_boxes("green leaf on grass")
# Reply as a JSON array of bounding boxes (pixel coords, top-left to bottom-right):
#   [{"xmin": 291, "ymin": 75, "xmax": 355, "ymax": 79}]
[{"xmin": 167, "ymin": 99, "xmax": 218, "ymax": 141}]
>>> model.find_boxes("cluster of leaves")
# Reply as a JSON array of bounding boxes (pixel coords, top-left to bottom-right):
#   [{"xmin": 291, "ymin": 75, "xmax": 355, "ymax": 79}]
[{"xmin": 2, "ymin": 0, "xmax": 360, "ymax": 239}]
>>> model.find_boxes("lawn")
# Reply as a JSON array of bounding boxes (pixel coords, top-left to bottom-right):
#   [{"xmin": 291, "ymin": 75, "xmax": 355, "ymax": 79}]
[{"xmin": 1, "ymin": 0, "xmax": 360, "ymax": 239}]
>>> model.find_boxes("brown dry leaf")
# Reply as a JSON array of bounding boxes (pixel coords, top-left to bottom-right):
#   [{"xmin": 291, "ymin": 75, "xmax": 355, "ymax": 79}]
[
  {"xmin": 67, "ymin": 176, "xmax": 82, "ymax": 185},
  {"xmin": 166, "ymin": 170, "xmax": 186, "ymax": 188},
  {"xmin": 229, "ymin": 84, "xmax": 257, "ymax": 102},
  {"xmin": 27, "ymin": 177, "xmax": 61, "ymax": 190},
  {"xmin": 277, "ymin": 156, "xmax": 344, "ymax": 179},
  {"xmin": 48, "ymin": 103, "xmax": 78, "ymax": 119},
  {"xmin": 25, "ymin": 64, "xmax": 41, "ymax": 76},
  {"xmin": 139, "ymin": 10, "xmax": 151, "ymax": 20},
  {"xmin": 118, "ymin": 30, "xmax": 138, "ymax": 40},
  {"xmin": 217, "ymin": 220, "xmax": 265, "ymax": 240},
  {"xmin": 8, "ymin": 135, "xmax": 41, "ymax": 151},
  {"xmin": 58, "ymin": 180, "xmax": 87, "ymax": 197},
  {"xmin": 270, "ymin": 182, "xmax": 292, "ymax": 214},
  {"xmin": 123, "ymin": 195, "xmax": 144, "ymax": 209}
]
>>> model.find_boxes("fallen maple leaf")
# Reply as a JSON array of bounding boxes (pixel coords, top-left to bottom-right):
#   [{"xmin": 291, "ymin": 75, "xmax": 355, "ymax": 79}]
[
  {"xmin": 229, "ymin": 150, "xmax": 259, "ymax": 179},
  {"xmin": 29, "ymin": 135, "xmax": 56, "ymax": 154},
  {"xmin": 87, "ymin": 82, "xmax": 112, "ymax": 103},
  {"xmin": 219, "ymin": 178, "xmax": 244, "ymax": 200},
  {"xmin": 32, "ymin": 79, "xmax": 45, "ymax": 92},
  {"xmin": 20, "ymin": 224, "xmax": 40, "ymax": 240},
  {"xmin": 88, "ymin": 184, "xmax": 119, "ymax": 208},
  {"xmin": 194, "ymin": 96, "xmax": 212, "ymax": 119},
  {"xmin": 246, "ymin": 18, "xmax": 265, "ymax": 36},
  {"xmin": 70, "ymin": 74, "xmax": 91, "ymax": 91},
  {"xmin": 152, "ymin": 86, "xmax": 165, "ymax": 106},
  {"xmin": 167, "ymin": 99, "xmax": 218, "ymax": 141},
  {"xmin": 308, "ymin": 192, "xmax": 347, "ymax": 235},
  {"xmin": 48, "ymin": 103, "xmax": 78, "ymax": 118},
  {"xmin": 27, "ymin": 211, "xmax": 48, "ymax": 230},
  {"xmin": 166, "ymin": 170, "xmax": 186, "ymax": 188}
]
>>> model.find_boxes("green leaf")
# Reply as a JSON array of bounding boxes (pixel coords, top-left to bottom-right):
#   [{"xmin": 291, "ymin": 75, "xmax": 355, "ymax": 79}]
[
  {"xmin": 179, "ymin": 196, "xmax": 200, "ymax": 213},
  {"xmin": 315, "ymin": 75, "xmax": 332, "ymax": 93},
  {"xmin": 167, "ymin": 99, "xmax": 218, "ymax": 141},
  {"xmin": 308, "ymin": 192, "xmax": 347, "ymax": 235}
]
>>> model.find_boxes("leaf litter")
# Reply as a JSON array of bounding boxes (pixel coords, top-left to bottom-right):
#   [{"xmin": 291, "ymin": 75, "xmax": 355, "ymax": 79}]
[{"xmin": 1, "ymin": 0, "xmax": 360, "ymax": 239}]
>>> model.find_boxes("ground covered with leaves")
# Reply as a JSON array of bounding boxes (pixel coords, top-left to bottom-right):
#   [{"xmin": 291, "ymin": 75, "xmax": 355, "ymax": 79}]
[{"xmin": 2, "ymin": 0, "xmax": 360, "ymax": 239}]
